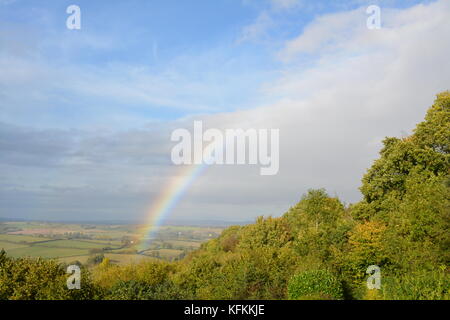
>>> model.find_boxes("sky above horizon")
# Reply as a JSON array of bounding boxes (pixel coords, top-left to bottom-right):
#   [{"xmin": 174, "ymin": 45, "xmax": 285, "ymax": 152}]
[{"xmin": 1, "ymin": 0, "xmax": 449, "ymax": 222}]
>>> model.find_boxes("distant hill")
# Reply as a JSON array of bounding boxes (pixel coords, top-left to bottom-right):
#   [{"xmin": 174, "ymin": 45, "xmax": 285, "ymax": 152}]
[{"xmin": 0, "ymin": 217, "xmax": 252, "ymax": 228}]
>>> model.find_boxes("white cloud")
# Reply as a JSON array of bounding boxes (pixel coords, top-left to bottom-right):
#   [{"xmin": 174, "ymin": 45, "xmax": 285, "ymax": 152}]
[
  {"xmin": 1, "ymin": 0, "xmax": 450, "ymax": 221},
  {"xmin": 279, "ymin": 8, "xmax": 365, "ymax": 60},
  {"xmin": 174, "ymin": 0, "xmax": 450, "ymax": 219},
  {"xmin": 270, "ymin": 0, "xmax": 302, "ymax": 10},
  {"xmin": 237, "ymin": 11, "xmax": 274, "ymax": 44}
]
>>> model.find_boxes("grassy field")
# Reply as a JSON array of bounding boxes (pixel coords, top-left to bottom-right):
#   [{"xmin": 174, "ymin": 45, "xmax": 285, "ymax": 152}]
[
  {"xmin": 57, "ymin": 253, "xmax": 156, "ymax": 265},
  {"xmin": 165, "ymin": 239, "xmax": 202, "ymax": 248},
  {"xmin": 143, "ymin": 248, "xmax": 185, "ymax": 260},
  {"xmin": 35, "ymin": 239, "xmax": 121, "ymax": 250},
  {"xmin": 0, "ymin": 221, "xmax": 225, "ymax": 265},
  {"xmin": 0, "ymin": 240, "xmax": 28, "ymax": 251},
  {"xmin": 0, "ymin": 234, "xmax": 52, "ymax": 243},
  {"xmin": 103, "ymin": 253, "xmax": 157, "ymax": 264},
  {"xmin": 6, "ymin": 246, "xmax": 89, "ymax": 259}
]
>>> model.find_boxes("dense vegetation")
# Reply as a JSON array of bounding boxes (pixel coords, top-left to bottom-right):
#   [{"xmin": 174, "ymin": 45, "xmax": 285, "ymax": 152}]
[{"xmin": 1, "ymin": 92, "xmax": 449, "ymax": 300}]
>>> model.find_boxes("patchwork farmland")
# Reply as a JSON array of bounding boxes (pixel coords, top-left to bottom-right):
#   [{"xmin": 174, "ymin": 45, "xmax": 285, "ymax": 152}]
[{"xmin": 0, "ymin": 221, "xmax": 224, "ymax": 266}]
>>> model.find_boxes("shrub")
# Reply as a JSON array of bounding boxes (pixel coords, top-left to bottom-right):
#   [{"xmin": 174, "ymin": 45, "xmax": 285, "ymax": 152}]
[
  {"xmin": 380, "ymin": 268, "xmax": 449, "ymax": 300},
  {"xmin": 106, "ymin": 279, "xmax": 184, "ymax": 300},
  {"xmin": 287, "ymin": 270, "xmax": 344, "ymax": 300},
  {"xmin": 87, "ymin": 253, "xmax": 105, "ymax": 266},
  {"xmin": 0, "ymin": 252, "xmax": 100, "ymax": 300},
  {"xmin": 107, "ymin": 280, "xmax": 152, "ymax": 300}
]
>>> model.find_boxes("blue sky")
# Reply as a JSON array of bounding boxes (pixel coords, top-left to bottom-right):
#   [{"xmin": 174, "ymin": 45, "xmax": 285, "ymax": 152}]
[
  {"xmin": 0, "ymin": 0, "xmax": 448, "ymax": 221},
  {"xmin": 1, "ymin": 0, "xmax": 432, "ymax": 128}
]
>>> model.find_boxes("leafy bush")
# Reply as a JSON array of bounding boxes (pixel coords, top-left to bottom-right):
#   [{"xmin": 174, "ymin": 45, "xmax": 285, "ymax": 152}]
[
  {"xmin": 106, "ymin": 279, "xmax": 185, "ymax": 300},
  {"xmin": 87, "ymin": 253, "xmax": 105, "ymax": 265},
  {"xmin": 0, "ymin": 250, "xmax": 100, "ymax": 300},
  {"xmin": 288, "ymin": 270, "xmax": 344, "ymax": 300},
  {"xmin": 380, "ymin": 269, "xmax": 449, "ymax": 300},
  {"xmin": 106, "ymin": 280, "xmax": 152, "ymax": 300}
]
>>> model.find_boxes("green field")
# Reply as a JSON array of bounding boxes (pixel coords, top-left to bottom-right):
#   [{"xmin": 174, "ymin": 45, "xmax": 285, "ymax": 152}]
[
  {"xmin": 35, "ymin": 239, "xmax": 121, "ymax": 250},
  {"xmin": 5, "ymin": 246, "xmax": 89, "ymax": 259},
  {"xmin": 165, "ymin": 239, "xmax": 202, "ymax": 248},
  {"xmin": 104, "ymin": 253, "xmax": 157, "ymax": 264},
  {"xmin": 143, "ymin": 248, "xmax": 184, "ymax": 260},
  {"xmin": 0, "ymin": 221, "xmax": 225, "ymax": 265},
  {"xmin": 0, "ymin": 240, "xmax": 28, "ymax": 251},
  {"xmin": 57, "ymin": 253, "xmax": 156, "ymax": 265},
  {"xmin": 0, "ymin": 234, "xmax": 52, "ymax": 243}
]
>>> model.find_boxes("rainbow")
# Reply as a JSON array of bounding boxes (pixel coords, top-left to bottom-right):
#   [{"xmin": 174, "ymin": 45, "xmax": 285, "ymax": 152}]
[{"xmin": 138, "ymin": 162, "xmax": 208, "ymax": 251}]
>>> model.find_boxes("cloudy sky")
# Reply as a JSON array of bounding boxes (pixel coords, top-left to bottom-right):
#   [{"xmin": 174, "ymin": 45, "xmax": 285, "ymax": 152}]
[{"xmin": 0, "ymin": 0, "xmax": 449, "ymax": 222}]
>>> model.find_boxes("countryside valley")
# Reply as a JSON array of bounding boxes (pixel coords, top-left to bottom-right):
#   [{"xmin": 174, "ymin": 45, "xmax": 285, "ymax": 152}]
[{"xmin": 0, "ymin": 221, "xmax": 224, "ymax": 265}]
